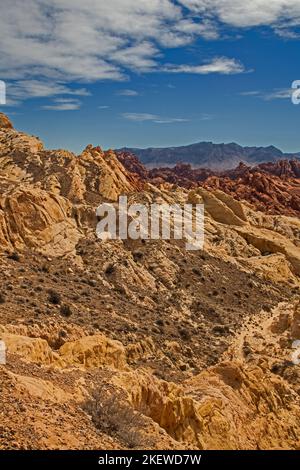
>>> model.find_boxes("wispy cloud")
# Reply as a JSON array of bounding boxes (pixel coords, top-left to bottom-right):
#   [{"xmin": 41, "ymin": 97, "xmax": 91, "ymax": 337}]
[
  {"xmin": 122, "ymin": 112, "xmax": 188, "ymax": 124},
  {"xmin": 98, "ymin": 105, "xmax": 110, "ymax": 109},
  {"xmin": 274, "ymin": 28, "xmax": 300, "ymax": 39},
  {"xmin": 240, "ymin": 88, "xmax": 293, "ymax": 101},
  {"xmin": 116, "ymin": 89, "xmax": 139, "ymax": 96},
  {"xmin": 0, "ymin": 0, "xmax": 299, "ymax": 108},
  {"xmin": 164, "ymin": 57, "xmax": 246, "ymax": 74},
  {"xmin": 42, "ymin": 98, "xmax": 82, "ymax": 111},
  {"xmin": 0, "ymin": 0, "xmax": 220, "ymax": 87},
  {"xmin": 6, "ymin": 80, "xmax": 90, "ymax": 106},
  {"xmin": 263, "ymin": 88, "xmax": 293, "ymax": 101},
  {"xmin": 239, "ymin": 90, "xmax": 261, "ymax": 97},
  {"xmin": 200, "ymin": 113, "xmax": 213, "ymax": 121},
  {"xmin": 0, "ymin": 0, "xmax": 253, "ymax": 103},
  {"xmin": 179, "ymin": 1, "xmax": 300, "ymax": 33}
]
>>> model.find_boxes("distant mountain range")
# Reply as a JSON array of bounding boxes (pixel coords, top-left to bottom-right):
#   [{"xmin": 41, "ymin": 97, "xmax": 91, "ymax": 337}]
[{"xmin": 118, "ymin": 142, "xmax": 300, "ymax": 170}]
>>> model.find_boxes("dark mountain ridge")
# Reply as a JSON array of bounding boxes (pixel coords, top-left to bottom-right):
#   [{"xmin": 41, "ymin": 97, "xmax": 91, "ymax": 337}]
[{"xmin": 118, "ymin": 141, "xmax": 300, "ymax": 170}]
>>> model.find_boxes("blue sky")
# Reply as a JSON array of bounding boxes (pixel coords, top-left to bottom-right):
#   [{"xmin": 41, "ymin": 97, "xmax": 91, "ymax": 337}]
[{"xmin": 1, "ymin": 0, "xmax": 300, "ymax": 153}]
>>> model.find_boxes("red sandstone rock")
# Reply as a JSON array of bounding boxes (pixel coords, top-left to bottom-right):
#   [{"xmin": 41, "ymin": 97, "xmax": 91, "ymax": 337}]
[{"xmin": 117, "ymin": 151, "xmax": 300, "ymax": 217}]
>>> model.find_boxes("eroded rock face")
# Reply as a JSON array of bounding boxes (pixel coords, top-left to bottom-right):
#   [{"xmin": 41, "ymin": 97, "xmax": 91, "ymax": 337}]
[
  {"xmin": 257, "ymin": 159, "xmax": 300, "ymax": 178},
  {"xmin": 58, "ymin": 334, "xmax": 127, "ymax": 370},
  {"xmin": 0, "ymin": 113, "xmax": 13, "ymax": 129},
  {"xmin": 116, "ymin": 151, "xmax": 149, "ymax": 180},
  {"xmin": 0, "ymin": 187, "xmax": 79, "ymax": 255},
  {"xmin": 118, "ymin": 151, "xmax": 300, "ymax": 218},
  {"xmin": 1, "ymin": 301, "xmax": 300, "ymax": 450},
  {"xmin": 203, "ymin": 167, "xmax": 300, "ymax": 218},
  {"xmin": 0, "ymin": 113, "xmax": 300, "ymax": 450},
  {"xmin": 0, "ymin": 116, "xmax": 145, "ymax": 256}
]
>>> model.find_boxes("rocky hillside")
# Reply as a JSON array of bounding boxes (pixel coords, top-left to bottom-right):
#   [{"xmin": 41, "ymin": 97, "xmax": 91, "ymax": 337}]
[
  {"xmin": 119, "ymin": 142, "xmax": 299, "ymax": 170},
  {"xmin": 1, "ymin": 113, "xmax": 300, "ymax": 450},
  {"xmin": 203, "ymin": 162, "xmax": 300, "ymax": 218},
  {"xmin": 116, "ymin": 151, "xmax": 300, "ymax": 218}
]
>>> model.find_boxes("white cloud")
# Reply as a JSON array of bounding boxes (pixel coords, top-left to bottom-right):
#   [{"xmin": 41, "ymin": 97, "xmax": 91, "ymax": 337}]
[
  {"xmin": 164, "ymin": 57, "xmax": 246, "ymax": 74},
  {"xmin": 155, "ymin": 118, "xmax": 189, "ymax": 124},
  {"xmin": 179, "ymin": 1, "xmax": 300, "ymax": 29},
  {"xmin": 5, "ymin": 79, "xmax": 90, "ymax": 107},
  {"xmin": 117, "ymin": 89, "xmax": 139, "ymax": 96},
  {"xmin": 122, "ymin": 113, "xmax": 157, "ymax": 121},
  {"xmin": 122, "ymin": 112, "xmax": 188, "ymax": 123},
  {"xmin": 263, "ymin": 89, "xmax": 293, "ymax": 101},
  {"xmin": 9, "ymin": 80, "xmax": 89, "ymax": 99},
  {"xmin": 240, "ymin": 88, "xmax": 293, "ymax": 100},
  {"xmin": 0, "ymin": 1, "xmax": 249, "ymax": 99},
  {"xmin": 274, "ymin": 28, "xmax": 300, "ymax": 39},
  {"xmin": 111, "ymin": 42, "xmax": 158, "ymax": 71},
  {"xmin": 0, "ymin": 0, "xmax": 298, "ymax": 108},
  {"xmin": 98, "ymin": 105, "xmax": 110, "ymax": 109},
  {"xmin": 240, "ymin": 90, "xmax": 261, "ymax": 96},
  {"xmin": 42, "ymin": 98, "xmax": 82, "ymax": 111},
  {"xmin": 0, "ymin": 0, "xmax": 209, "ymax": 85}
]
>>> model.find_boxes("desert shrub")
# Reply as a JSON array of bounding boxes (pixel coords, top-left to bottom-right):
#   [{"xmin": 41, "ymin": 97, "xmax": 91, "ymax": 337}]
[
  {"xmin": 133, "ymin": 251, "xmax": 143, "ymax": 262},
  {"xmin": 192, "ymin": 267, "xmax": 201, "ymax": 276},
  {"xmin": 83, "ymin": 386, "xmax": 145, "ymax": 449},
  {"xmin": 60, "ymin": 304, "xmax": 72, "ymax": 317},
  {"xmin": 8, "ymin": 252, "xmax": 20, "ymax": 262},
  {"xmin": 0, "ymin": 293, "xmax": 6, "ymax": 304},
  {"xmin": 81, "ymin": 289, "xmax": 90, "ymax": 297},
  {"xmin": 179, "ymin": 327, "xmax": 191, "ymax": 341},
  {"xmin": 41, "ymin": 263, "xmax": 50, "ymax": 273},
  {"xmin": 48, "ymin": 289, "xmax": 61, "ymax": 305},
  {"xmin": 212, "ymin": 324, "xmax": 230, "ymax": 335},
  {"xmin": 104, "ymin": 263, "xmax": 115, "ymax": 275}
]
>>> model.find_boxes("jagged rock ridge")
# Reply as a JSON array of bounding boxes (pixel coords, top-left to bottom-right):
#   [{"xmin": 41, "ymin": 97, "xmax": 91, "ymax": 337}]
[
  {"xmin": 0, "ymin": 114, "xmax": 299, "ymax": 450},
  {"xmin": 116, "ymin": 152, "xmax": 300, "ymax": 218}
]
